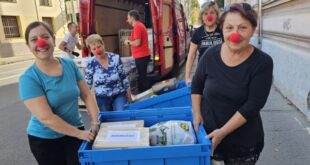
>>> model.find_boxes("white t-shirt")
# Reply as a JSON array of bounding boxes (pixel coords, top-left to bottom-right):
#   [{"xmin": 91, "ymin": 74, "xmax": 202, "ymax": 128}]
[{"xmin": 61, "ymin": 33, "xmax": 79, "ymax": 59}]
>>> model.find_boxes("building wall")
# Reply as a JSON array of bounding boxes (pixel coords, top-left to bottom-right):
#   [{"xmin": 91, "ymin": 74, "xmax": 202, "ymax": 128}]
[
  {"xmin": 225, "ymin": 0, "xmax": 310, "ymax": 119},
  {"xmin": 0, "ymin": 0, "xmax": 69, "ymax": 58}
]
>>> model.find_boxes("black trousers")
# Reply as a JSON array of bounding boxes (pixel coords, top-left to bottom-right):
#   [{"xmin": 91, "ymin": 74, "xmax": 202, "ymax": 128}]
[
  {"xmin": 135, "ymin": 56, "xmax": 150, "ymax": 92},
  {"xmin": 28, "ymin": 129, "xmax": 83, "ymax": 165}
]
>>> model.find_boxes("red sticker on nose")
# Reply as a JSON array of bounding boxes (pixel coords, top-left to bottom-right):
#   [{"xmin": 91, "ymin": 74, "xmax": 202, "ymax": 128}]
[
  {"xmin": 36, "ymin": 39, "xmax": 47, "ymax": 48},
  {"xmin": 207, "ymin": 15, "xmax": 213, "ymax": 21},
  {"xmin": 95, "ymin": 49, "xmax": 102, "ymax": 55},
  {"xmin": 229, "ymin": 32, "xmax": 240, "ymax": 43}
]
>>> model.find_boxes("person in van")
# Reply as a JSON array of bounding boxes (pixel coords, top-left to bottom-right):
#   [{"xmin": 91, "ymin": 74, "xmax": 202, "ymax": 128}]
[{"xmin": 124, "ymin": 9, "xmax": 151, "ymax": 92}]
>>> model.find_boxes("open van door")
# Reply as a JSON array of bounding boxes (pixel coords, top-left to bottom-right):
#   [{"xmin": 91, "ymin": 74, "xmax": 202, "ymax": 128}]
[
  {"xmin": 158, "ymin": 0, "xmax": 175, "ymax": 76},
  {"xmin": 172, "ymin": 1, "xmax": 187, "ymax": 64}
]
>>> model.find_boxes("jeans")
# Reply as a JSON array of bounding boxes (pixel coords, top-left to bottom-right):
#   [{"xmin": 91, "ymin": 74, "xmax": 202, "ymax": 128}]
[
  {"xmin": 96, "ymin": 92, "xmax": 127, "ymax": 112},
  {"xmin": 135, "ymin": 56, "xmax": 150, "ymax": 92}
]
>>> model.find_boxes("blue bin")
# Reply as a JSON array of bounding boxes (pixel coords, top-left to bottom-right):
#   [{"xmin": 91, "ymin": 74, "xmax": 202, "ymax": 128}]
[
  {"xmin": 125, "ymin": 80, "xmax": 191, "ymax": 110},
  {"xmin": 78, "ymin": 107, "xmax": 211, "ymax": 165}
]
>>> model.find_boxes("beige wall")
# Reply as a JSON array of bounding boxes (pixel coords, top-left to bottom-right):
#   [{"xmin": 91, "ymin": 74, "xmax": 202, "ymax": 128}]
[{"xmin": 0, "ymin": 0, "xmax": 69, "ymax": 58}]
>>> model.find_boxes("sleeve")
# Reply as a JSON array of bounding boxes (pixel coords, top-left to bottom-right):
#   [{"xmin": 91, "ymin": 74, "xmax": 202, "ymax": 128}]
[
  {"xmin": 84, "ymin": 60, "xmax": 94, "ymax": 89},
  {"xmin": 238, "ymin": 55, "xmax": 273, "ymax": 120},
  {"xmin": 19, "ymin": 75, "xmax": 45, "ymax": 101},
  {"xmin": 191, "ymin": 28, "xmax": 201, "ymax": 45},
  {"xmin": 191, "ymin": 52, "xmax": 208, "ymax": 95},
  {"xmin": 131, "ymin": 25, "xmax": 142, "ymax": 41},
  {"xmin": 63, "ymin": 33, "xmax": 69, "ymax": 43},
  {"xmin": 69, "ymin": 59, "xmax": 84, "ymax": 81},
  {"xmin": 117, "ymin": 56, "xmax": 130, "ymax": 90}
]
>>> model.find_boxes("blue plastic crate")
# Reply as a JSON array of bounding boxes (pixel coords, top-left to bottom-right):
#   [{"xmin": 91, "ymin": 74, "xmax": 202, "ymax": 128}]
[
  {"xmin": 78, "ymin": 107, "xmax": 211, "ymax": 165},
  {"xmin": 125, "ymin": 80, "xmax": 191, "ymax": 110}
]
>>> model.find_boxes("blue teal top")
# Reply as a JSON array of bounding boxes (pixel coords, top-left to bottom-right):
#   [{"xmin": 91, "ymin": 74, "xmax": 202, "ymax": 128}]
[{"xmin": 19, "ymin": 57, "xmax": 84, "ymax": 139}]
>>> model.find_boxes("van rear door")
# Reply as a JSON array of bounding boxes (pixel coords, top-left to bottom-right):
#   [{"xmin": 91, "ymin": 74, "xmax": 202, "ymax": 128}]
[{"xmin": 158, "ymin": 0, "xmax": 175, "ymax": 76}]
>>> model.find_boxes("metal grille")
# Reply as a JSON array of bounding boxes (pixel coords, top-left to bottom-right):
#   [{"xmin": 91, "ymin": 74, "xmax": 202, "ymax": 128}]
[
  {"xmin": 42, "ymin": 17, "xmax": 54, "ymax": 30},
  {"xmin": 1, "ymin": 16, "xmax": 20, "ymax": 38},
  {"xmin": 40, "ymin": 0, "xmax": 50, "ymax": 6}
]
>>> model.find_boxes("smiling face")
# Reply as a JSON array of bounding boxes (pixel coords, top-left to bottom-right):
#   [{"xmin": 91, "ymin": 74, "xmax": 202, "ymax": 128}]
[
  {"xmin": 202, "ymin": 7, "xmax": 218, "ymax": 26},
  {"xmin": 222, "ymin": 12, "xmax": 255, "ymax": 52},
  {"xmin": 27, "ymin": 25, "xmax": 55, "ymax": 60}
]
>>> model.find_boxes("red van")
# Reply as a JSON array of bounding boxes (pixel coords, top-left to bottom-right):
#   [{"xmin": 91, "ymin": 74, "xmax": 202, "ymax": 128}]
[{"xmin": 79, "ymin": 0, "xmax": 190, "ymax": 80}]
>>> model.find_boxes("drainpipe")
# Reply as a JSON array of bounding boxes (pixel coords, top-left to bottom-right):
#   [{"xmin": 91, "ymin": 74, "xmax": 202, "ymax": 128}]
[
  {"xmin": 34, "ymin": 0, "xmax": 39, "ymax": 21},
  {"xmin": 258, "ymin": 0, "xmax": 262, "ymax": 48}
]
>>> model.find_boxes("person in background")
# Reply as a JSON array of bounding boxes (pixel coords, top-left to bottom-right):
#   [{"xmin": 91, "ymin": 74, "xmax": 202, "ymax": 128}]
[
  {"xmin": 125, "ymin": 9, "xmax": 151, "ymax": 92},
  {"xmin": 191, "ymin": 3, "xmax": 273, "ymax": 164},
  {"xmin": 59, "ymin": 22, "xmax": 82, "ymax": 59},
  {"xmin": 85, "ymin": 34, "xmax": 132, "ymax": 112},
  {"xmin": 19, "ymin": 21, "xmax": 99, "ymax": 165},
  {"xmin": 185, "ymin": 1, "xmax": 223, "ymax": 85}
]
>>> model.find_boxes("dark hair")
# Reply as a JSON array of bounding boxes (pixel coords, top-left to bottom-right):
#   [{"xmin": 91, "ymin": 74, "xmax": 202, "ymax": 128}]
[
  {"xmin": 128, "ymin": 10, "xmax": 140, "ymax": 21},
  {"xmin": 219, "ymin": 3, "xmax": 258, "ymax": 28},
  {"xmin": 67, "ymin": 22, "xmax": 76, "ymax": 29},
  {"xmin": 25, "ymin": 21, "xmax": 55, "ymax": 45}
]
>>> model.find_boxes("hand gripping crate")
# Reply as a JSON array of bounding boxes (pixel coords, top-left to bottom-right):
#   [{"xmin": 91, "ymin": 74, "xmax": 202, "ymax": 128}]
[
  {"xmin": 78, "ymin": 107, "xmax": 211, "ymax": 165},
  {"xmin": 124, "ymin": 80, "xmax": 191, "ymax": 110}
]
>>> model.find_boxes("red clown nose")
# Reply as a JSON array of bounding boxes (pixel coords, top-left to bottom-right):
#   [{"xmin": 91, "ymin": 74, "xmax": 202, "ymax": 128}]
[
  {"xmin": 206, "ymin": 15, "xmax": 213, "ymax": 21},
  {"xmin": 229, "ymin": 32, "xmax": 241, "ymax": 43},
  {"xmin": 36, "ymin": 39, "xmax": 47, "ymax": 48},
  {"xmin": 95, "ymin": 49, "xmax": 102, "ymax": 55}
]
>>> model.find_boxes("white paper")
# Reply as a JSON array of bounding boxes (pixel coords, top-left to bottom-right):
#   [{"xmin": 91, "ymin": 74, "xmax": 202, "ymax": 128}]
[
  {"xmin": 107, "ymin": 124, "xmax": 137, "ymax": 129},
  {"xmin": 105, "ymin": 131, "xmax": 140, "ymax": 142}
]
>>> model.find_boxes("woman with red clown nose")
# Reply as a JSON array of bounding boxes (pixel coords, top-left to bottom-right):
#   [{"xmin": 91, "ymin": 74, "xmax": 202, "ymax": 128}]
[
  {"xmin": 84, "ymin": 34, "xmax": 132, "ymax": 112},
  {"xmin": 191, "ymin": 3, "xmax": 273, "ymax": 165},
  {"xmin": 185, "ymin": 1, "xmax": 223, "ymax": 85},
  {"xmin": 19, "ymin": 22, "xmax": 99, "ymax": 165}
]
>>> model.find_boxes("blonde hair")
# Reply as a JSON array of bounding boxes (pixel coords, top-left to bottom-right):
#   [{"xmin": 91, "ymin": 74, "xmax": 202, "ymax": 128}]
[
  {"xmin": 85, "ymin": 34, "xmax": 104, "ymax": 47},
  {"xmin": 199, "ymin": 2, "xmax": 220, "ymax": 25}
]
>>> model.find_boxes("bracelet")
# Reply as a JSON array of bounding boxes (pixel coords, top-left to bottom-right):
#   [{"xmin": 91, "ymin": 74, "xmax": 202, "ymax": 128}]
[{"xmin": 91, "ymin": 122, "xmax": 99, "ymax": 125}]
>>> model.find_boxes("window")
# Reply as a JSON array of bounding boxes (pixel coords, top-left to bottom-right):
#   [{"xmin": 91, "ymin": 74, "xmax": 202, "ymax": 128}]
[
  {"xmin": 42, "ymin": 17, "xmax": 54, "ymax": 30},
  {"xmin": 1, "ymin": 16, "xmax": 20, "ymax": 38},
  {"xmin": 0, "ymin": 0, "xmax": 16, "ymax": 2},
  {"xmin": 40, "ymin": 0, "xmax": 51, "ymax": 6}
]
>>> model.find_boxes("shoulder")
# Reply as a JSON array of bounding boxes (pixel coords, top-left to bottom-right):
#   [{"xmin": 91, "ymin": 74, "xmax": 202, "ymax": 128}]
[
  {"xmin": 19, "ymin": 65, "xmax": 40, "ymax": 85},
  {"xmin": 86, "ymin": 56, "xmax": 97, "ymax": 66},
  {"xmin": 108, "ymin": 52, "xmax": 121, "ymax": 63},
  {"xmin": 255, "ymin": 48, "xmax": 273, "ymax": 66}
]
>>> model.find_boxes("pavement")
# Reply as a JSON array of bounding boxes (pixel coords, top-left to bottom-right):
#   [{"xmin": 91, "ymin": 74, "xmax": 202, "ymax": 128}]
[{"xmin": 0, "ymin": 59, "xmax": 309, "ymax": 165}]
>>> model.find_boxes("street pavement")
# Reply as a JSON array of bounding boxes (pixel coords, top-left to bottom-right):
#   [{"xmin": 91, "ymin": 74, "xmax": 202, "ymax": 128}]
[{"xmin": 0, "ymin": 60, "xmax": 309, "ymax": 165}]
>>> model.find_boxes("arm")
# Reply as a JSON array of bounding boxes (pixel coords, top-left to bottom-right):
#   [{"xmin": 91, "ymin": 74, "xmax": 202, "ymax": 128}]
[
  {"xmin": 76, "ymin": 42, "xmax": 82, "ymax": 50},
  {"xmin": 59, "ymin": 41, "xmax": 71, "ymax": 53},
  {"xmin": 185, "ymin": 42, "xmax": 199, "ymax": 85},
  {"xmin": 191, "ymin": 54, "xmax": 208, "ymax": 131},
  {"xmin": 127, "ymin": 39, "xmax": 141, "ymax": 47},
  {"xmin": 23, "ymin": 96, "xmax": 94, "ymax": 141},
  {"xmin": 117, "ymin": 56, "xmax": 132, "ymax": 102},
  {"xmin": 78, "ymin": 79, "xmax": 99, "ymax": 134},
  {"xmin": 84, "ymin": 61, "xmax": 94, "ymax": 89}
]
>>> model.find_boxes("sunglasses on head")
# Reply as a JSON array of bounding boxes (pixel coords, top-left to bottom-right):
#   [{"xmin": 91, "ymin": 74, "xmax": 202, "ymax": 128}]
[
  {"xmin": 201, "ymin": 1, "xmax": 215, "ymax": 8},
  {"xmin": 224, "ymin": 3, "xmax": 252, "ymax": 12}
]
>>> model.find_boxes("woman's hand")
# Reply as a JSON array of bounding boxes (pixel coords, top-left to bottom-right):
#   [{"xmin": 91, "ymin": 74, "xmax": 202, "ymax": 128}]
[
  {"xmin": 124, "ymin": 39, "xmax": 131, "ymax": 46},
  {"xmin": 186, "ymin": 78, "xmax": 192, "ymax": 86},
  {"xmin": 91, "ymin": 122, "xmax": 99, "ymax": 136},
  {"xmin": 207, "ymin": 128, "xmax": 227, "ymax": 155},
  {"xmin": 126, "ymin": 89, "xmax": 132, "ymax": 103},
  {"xmin": 76, "ymin": 130, "xmax": 95, "ymax": 142},
  {"xmin": 193, "ymin": 113, "xmax": 204, "ymax": 132}
]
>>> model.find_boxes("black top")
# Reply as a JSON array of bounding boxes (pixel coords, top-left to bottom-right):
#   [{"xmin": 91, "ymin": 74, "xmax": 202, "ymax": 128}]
[
  {"xmin": 191, "ymin": 44, "xmax": 273, "ymax": 158},
  {"xmin": 191, "ymin": 25, "xmax": 223, "ymax": 61}
]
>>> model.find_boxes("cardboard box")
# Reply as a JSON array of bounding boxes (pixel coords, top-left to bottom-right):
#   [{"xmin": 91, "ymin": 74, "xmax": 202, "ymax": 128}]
[
  {"xmin": 100, "ymin": 120, "xmax": 144, "ymax": 129},
  {"xmin": 92, "ymin": 128, "xmax": 150, "ymax": 149}
]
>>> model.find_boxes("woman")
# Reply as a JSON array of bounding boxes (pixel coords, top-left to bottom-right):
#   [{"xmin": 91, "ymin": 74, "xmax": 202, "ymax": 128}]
[
  {"xmin": 84, "ymin": 34, "xmax": 131, "ymax": 112},
  {"xmin": 191, "ymin": 3, "xmax": 273, "ymax": 165},
  {"xmin": 19, "ymin": 22, "xmax": 99, "ymax": 165},
  {"xmin": 185, "ymin": 1, "xmax": 223, "ymax": 85}
]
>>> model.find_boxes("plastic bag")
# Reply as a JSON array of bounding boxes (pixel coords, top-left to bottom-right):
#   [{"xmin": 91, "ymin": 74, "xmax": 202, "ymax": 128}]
[{"xmin": 149, "ymin": 120, "xmax": 196, "ymax": 146}]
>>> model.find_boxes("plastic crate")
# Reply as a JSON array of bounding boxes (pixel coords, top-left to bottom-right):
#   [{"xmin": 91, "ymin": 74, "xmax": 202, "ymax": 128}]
[
  {"xmin": 78, "ymin": 107, "xmax": 211, "ymax": 165},
  {"xmin": 125, "ymin": 80, "xmax": 191, "ymax": 110}
]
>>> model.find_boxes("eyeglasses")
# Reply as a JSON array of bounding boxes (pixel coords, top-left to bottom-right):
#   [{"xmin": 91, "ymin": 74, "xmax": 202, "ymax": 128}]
[
  {"xmin": 224, "ymin": 3, "xmax": 252, "ymax": 12},
  {"xmin": 201, "ymin": 1, "xmax": 215, "ymax": 8}
]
